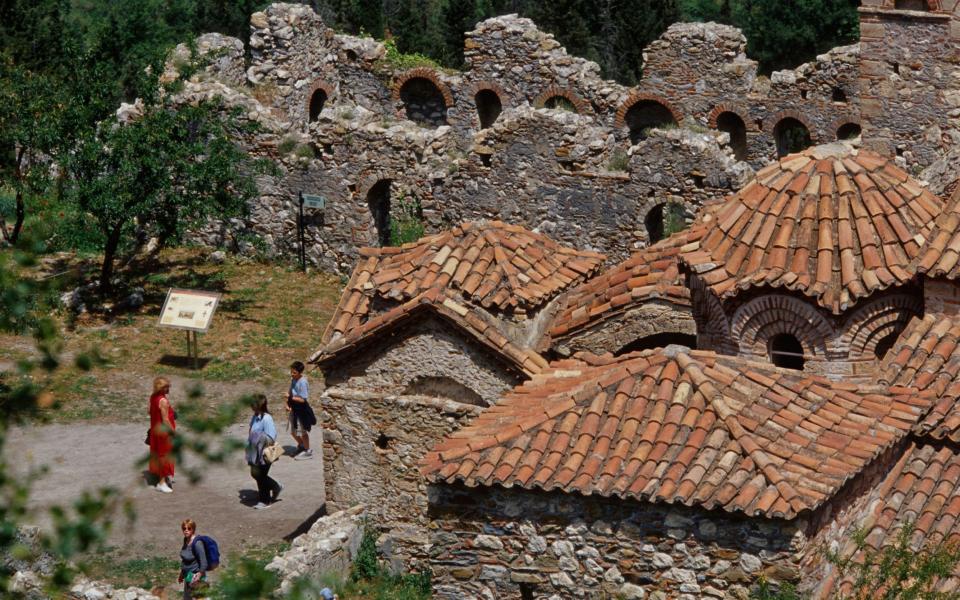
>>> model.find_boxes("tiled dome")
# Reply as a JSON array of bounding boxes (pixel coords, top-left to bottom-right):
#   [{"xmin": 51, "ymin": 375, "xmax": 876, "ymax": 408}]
[{"xmin": 681, "ymin": 145, "xmax": 943, "ymax": 313}]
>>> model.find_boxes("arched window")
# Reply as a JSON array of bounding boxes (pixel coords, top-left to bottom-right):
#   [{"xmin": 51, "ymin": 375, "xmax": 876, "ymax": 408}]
[
  {"xmin": 308, "ymin": 88, "xmax": 327, "ymax": 122},
  {"xmin": 716, "ymin": 111, "xmax": 748, "ymax": 161},
  {"xmin": 645, "ymin": 202, "xmax": 688, "ymax": 243},
  {"xmin": 403, "ymin": 375, "xmax": 488, "ymax": 407},
  {"xmin": 769, "ymin": 334, "xmax": 805, "ymax": 370},
  {"xmin": 874, "ymin": 332, "xmax": 899, "ymax": 360},
  {"xmin": 366, "ymin": 179, "xmax": 392, "ymax": 247},
  {"xmin": 475, "ymin": 89, "xmax": 502, "ymax": 129},
  {"xmin": 831, "ymin": 87, "xmax": 848, "ymax": 103},
  {"xmin": 543, "ymin": 95, "xmax": 578, "ymax": 113},
  {"xmin": 837, "ymin": 123, "xmax": 862, "ymax": 141},
  {"xmin": 625, "ymin": 100, "xmax": 677, "ymax": 144},
  {"xmin": 615, "ymin": 332, "xmax": 697, "ymax": 356},
  {"xmin": 773, "ymin": 118, "xmax": 812, "ymax": 158},
  {"xmin": 399, "ymin": 78, "xmax": 448, "ymax": 126}
]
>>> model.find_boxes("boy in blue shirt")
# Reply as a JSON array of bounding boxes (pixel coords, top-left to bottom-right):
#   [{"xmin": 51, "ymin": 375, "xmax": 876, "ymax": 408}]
[{"xmin": 286, "ymin": 361, "xmax": 315, "ymax": 460}]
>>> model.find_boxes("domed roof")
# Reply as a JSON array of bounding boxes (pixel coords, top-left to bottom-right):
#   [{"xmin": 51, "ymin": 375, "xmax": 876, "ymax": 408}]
[{"xmin": 681, "ymin": 145, "xmax": 943, "ymax": 313}]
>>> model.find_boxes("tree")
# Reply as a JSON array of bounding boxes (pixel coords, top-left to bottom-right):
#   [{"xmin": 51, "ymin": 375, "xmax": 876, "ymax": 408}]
[
  {"xmin": 0, "ymin": 63, "xmax": 63, "ymax": 245},
  {"xmin": 63, "ymin": 87, "xmax": 262, "ymax": 295},
  {"xmin": 439, "ymin": 0, "xmax": 494, "ymax": 67},
  {"xmin": 680, "ymin": 0, "xmax": 860, "ymax": 74}
]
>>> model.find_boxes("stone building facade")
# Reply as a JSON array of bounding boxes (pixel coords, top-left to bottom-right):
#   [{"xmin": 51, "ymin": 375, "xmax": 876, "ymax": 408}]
[{"xmin": 169, "ymin": 0, "xmax": 960, "ymax": 274}]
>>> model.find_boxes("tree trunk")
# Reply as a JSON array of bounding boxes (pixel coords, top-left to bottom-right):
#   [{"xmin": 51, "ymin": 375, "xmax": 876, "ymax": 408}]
[
  {"xmin": 10, "ymin": 187, "xmax": 25, "ymax": 245},
  {"xmin": 99, "ymin": 224, "xmax": 123, "ymax": 296}
]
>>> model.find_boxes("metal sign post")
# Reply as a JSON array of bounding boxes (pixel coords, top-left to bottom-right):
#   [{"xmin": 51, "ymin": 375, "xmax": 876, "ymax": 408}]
[{"xmin": 297, "ymin": 192, "xmax": 327, "ymax": 273}]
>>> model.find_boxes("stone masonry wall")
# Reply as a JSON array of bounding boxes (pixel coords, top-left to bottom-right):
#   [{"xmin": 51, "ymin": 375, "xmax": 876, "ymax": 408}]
[
  {"xmin": 321, "ymin": 389, "xmax": 482, "ymax": 570},
  {"xmin": 859, "ymin": 3, "xmax": 959, "ymax": 170},
  {"xmin": 322, "ymin": 319, "xmax": 524, "ymax": 404},
  {"xmin": 428, "ymin": 485, "xmax": 804, "ymax": 600},
  {"xmin": 557, "ymin": 301, "xmax": 696, "ymax": 356},
  {"xmin": 173, "ymin": 3, "xmax": 960, "ymax": 273}
]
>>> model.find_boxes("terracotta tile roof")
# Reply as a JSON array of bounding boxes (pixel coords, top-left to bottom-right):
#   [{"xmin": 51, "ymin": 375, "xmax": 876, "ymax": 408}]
[
  {"xmin": 681, "ymin": 146, "xmax": 943, "ymax": 314},
  {"xmin": 309, "ymin": 287, "xmax": 549, "ymax": 376},
  {"xmin": 421, "ymin": 347, "xmax": 928, "ymax": 519},
  {"xmin": 813, "ymin": 440, "xmax": 960, "ymax": 597},
  {"xmin": 881, "ymin": 314, "xmax": 960, "ymax": 397},
  {"xmin": 312, "ymin": 221, "xmax": 596, "ymax": 373},
  {"xmin": 547, "ymin": 230, "xmax": 696, "ymax": 343},
  {"xmin": 919, "ymin": 191, "xmax": 960, "ymax": 280}
]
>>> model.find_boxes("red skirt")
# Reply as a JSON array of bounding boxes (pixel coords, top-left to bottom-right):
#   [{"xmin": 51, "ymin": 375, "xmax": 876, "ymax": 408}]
[{"xmin": 148, "ymin": 429, "xmax": 175, "ymax": 479}]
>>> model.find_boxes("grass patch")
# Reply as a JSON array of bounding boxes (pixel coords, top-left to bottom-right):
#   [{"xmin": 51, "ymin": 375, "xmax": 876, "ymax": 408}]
[
  {"xmin": 82, "ymin": 550, "xmax": 180, "ymax": 590},
  {"xmin": 1, "ymin": 247, "xmax": 343, "ymax": 423}
]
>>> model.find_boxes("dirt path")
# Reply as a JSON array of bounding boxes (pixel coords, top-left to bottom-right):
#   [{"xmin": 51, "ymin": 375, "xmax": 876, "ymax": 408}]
[{"xmin": 7, "ymin": 422, "xmax": 325, "ymax": 562}]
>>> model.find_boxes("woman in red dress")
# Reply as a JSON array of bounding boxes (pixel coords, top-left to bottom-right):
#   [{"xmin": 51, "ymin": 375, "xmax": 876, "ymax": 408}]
[{"xmin": 149, "ymin": 377, "xmax": 176, "ymax": 493}]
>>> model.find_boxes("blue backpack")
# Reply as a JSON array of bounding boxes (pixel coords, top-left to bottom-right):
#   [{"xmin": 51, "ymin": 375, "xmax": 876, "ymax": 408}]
[{"xmin": 192, "ymin": 535, "xmax": 221, "ymax": 570}]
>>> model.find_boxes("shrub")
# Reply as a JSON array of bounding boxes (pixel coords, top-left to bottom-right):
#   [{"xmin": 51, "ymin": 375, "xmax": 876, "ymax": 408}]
[
  {"xmin": 607, "ymin": 150, "xmax": 629, "ymax": 172},
  {"xmin": 380, "ymin": 38, "xmax": 441, "ymax": 71},
  {"xmin": 388, "ymin": 196, "xmax": 425, "ymax": 246}
]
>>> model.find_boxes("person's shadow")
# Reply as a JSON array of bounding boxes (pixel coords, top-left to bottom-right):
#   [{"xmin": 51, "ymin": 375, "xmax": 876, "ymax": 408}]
[{"xmin": 238, "ymin": 489, "xmax": 260, "ymax": 507}]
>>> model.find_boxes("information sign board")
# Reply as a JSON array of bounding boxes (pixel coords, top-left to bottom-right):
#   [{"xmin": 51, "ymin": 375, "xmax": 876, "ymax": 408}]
[
  {"xmin": 158, "ymin": 288, "xmax": 221, "ymax": 332},
  {"xmin": 302, "ymin": 194, "xmax": 326, "ymax": 209}
]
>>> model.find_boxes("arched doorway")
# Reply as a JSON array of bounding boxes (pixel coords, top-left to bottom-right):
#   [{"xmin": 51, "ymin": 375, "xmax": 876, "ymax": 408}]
[
  {"xmin": 475, "ymin": 89, "xmax": 502, "ymax": 129},
  {"xmin": 773, "ymin": 118, "xmax": 812, "ymax": 158},
  {"xmin": 769, "ymin": 334, "xmax": 805, "ymax": 370},
  {"xmin": 895, "ymin": 0, "xmax": 933, "ymax": 9},
  {"xmin": 308, "ymin": 88, "xmax": 327, "ymax": 122},
  {"xmin": 645, "ymin": 201, "xmax": 688, "ymax": 243},
  {"xmin": 366, "ymin": 180, "xmax": 392, "ymax": 247},
  {"xmin": 625, "ymin": 100, "xmax": 677, "ymax": 144},
  {"xmin": 837, "ymin": 122, "xmax": 862, "ymax": 140},
  {"xmin": 399, "ymin": 78, "xmax": 448, "ymax": 126},
  {"xmin": 715, "ymin": 111, "xmax": 748, "ymax": 161}
]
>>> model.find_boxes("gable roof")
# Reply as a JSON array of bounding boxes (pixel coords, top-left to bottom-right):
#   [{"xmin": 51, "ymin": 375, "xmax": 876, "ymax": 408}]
[
  {"xmin": 680, "ymin": 146, "xmax": 943, "ymax": 314},
  {"xmin": 547, "ymin": 229, "xmax": 695, "ymax": 344},
  {"xmin": 313, "ymin": 221, "xmax": 600, "ymax": 373},
  {"xmin": 421, "ymin": 347, "xmax": 928, "ymax": 519},
  {"xmin": 309, "ymin": 288, "xmax": 549, "ymax": 376}
]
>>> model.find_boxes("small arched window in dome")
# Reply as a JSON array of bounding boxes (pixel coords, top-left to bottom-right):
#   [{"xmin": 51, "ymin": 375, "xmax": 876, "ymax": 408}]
[
  {"xmin": 769, "ymin": 334, "xmax": 805, "ymax": 370},
  {"xmin": 874, "ymin": 332, "xmax": 899, "ymax": 361}
]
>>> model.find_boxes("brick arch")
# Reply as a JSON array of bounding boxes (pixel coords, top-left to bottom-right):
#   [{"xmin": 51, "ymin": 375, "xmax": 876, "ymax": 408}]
[
  {"xmin": 691, "ymin": 275, "xmax": 734, "ymax": 354},
  {"xmin": 731, "ymin": 294, "xmax": 834, "ymax": 364},
  {"xmin": 829, "ymin": 115, "xmax": 862, "ymax": 139},
  {"xmin": 355, "ymin": 168, "xmax": 398, "ymax": 199},
  {"xmin": 615, "ymin": 93, "xmax": 682, "ymax": 129},
  {"xmin": 468, "ymin": 80, "xmax": 510, "ymax": 108},
  {"xmin": 763, "ymin": 109, "xmax": 817, "ymax": 141},
  {"xmin": 708, "ymin": 103, "xmax": 754, "ymax": 130},
  {"xmin": 305, "ymin": 79, "xmax": 335, "ymax": 120},
  {"xmin": 391, "ymin": 68, "xmax": 455, "ymax": 107},
  {"xmin": 841, "ymin": 294, "xmax": 922, "ymax": 360},
  {"xmin": 533, "ymin": 85, "xmax": 591, "ymax": 114}
]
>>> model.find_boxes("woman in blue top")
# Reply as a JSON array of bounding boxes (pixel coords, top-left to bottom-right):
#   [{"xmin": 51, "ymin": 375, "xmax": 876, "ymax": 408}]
[{"xmin": 246, "ymin": 394, "xmax": 281, "ymax": 509}]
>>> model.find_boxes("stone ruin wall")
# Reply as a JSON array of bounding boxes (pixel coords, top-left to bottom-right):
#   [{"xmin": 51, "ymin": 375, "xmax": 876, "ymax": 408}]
[
  {"xmin": 859, "ymin": 1, "xmax": 960, "ymax": 173},
  {"xmin": 428, "ymin": 485, "xmax": 804, "ymax": 600},
  {"xmin": 174, "ymin": 2, "xmax": 915, "ymax": 275},
  {"xmin": 320, "ymin": 387, "xmax": 482, "ymax": 572}
]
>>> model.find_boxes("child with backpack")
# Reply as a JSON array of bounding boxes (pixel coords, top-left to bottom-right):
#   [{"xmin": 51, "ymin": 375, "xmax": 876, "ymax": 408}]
[{"xmin": 178, "ymin": 519, "xmax": 219, "ymax": 599}]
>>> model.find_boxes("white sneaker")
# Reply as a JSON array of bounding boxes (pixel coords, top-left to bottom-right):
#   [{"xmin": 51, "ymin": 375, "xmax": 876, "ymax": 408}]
[
  {"xmin": 253, "ymin": 502, "xmax": 271, "ymax": 510},
  {"xmin": 155, "ymin": 482, "xmax": 173, "ymax": 493},
  {"xmin": 294, "ymin": 449, "xmax": 314, "ymax": 460}
]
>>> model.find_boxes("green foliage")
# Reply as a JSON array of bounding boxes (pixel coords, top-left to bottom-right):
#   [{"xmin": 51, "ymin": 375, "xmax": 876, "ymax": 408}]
[
  {"xmin": 388, "ymin": 196, "xmax": 425, "ymax": 246},
  {"xmin": 351, "ymin": 526, "xmax": 381, "ymax": 582},
  {"xmin": 380, "ymin": 38, "xmax": 442, "ymax": 71},
  {"xmin": 208, "ymin": 554, "xmax": 279, "ymax": 599},
  {"xmin": 607, "ymin": 150, "xmax": 629, "ymax": 172},
  {"xmin": 752, "ymin": 578, "xmax": 803, "ymax": 600},
  {"xmin": 828, "ymin": 522, "xmax": 960, "ymax": 600},
  {"xmin": 679, "ymin": 0, "xmax": 860, "ymax": 74},
  {"xmin": 62, "ymin": 77, "xmax": 265, "ymax": 293},
  {"xmin": 663, "ymin": 202, "xmax": 688, "ymax": 238}
]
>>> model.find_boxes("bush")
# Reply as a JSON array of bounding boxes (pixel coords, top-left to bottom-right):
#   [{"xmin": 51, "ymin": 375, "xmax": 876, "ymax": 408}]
[
  {"xmin": 607, "ymin": 151, "xmax": 629, "ymax": 172},
  {"xmin": 380, "ymin": 38, "xmax": 441, "ymax": 71},
  {"xmin": 388, "ymin": 197, "xmax": 425, "ymax": 246}
]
